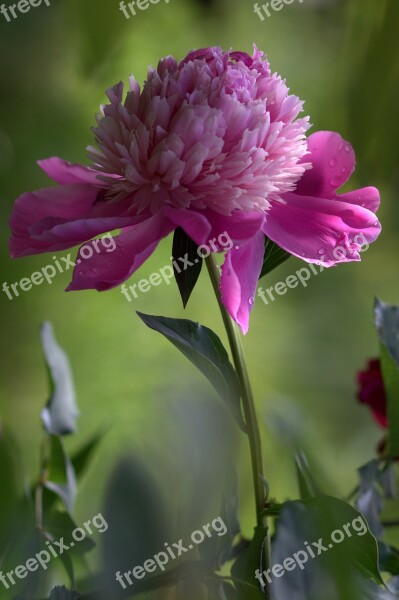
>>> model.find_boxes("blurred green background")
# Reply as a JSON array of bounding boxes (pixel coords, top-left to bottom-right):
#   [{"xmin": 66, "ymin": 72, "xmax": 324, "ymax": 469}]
[{"xmin": 0, "ymin": 0, "xmax": 398, "ymax": 563}]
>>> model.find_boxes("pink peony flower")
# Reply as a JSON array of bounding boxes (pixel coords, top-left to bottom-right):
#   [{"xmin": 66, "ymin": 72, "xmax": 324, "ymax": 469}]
[
  {"xmin": 357, "ymin": 359, "xmax": 388, "ymax": 428},
  {"xmin": 9, "ymin": 46, "xmax": 381, "ymax": 333}
]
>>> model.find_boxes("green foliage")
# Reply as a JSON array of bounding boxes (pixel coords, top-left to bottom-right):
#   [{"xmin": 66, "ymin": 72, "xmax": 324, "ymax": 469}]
[
  {"xmin": 137, "ymin": 313, "xmax": 245, "ymax": 430},
  {"xmin": 172, "ymin": 227, "xmax": 203, "ymax": 308},
  {"xmin": 259, "ymin": 237, "xmax": 291, "ymax": 280},
  {"xmin": 374, "ymin": 300, "xmax": 399, "ymax": 457}
]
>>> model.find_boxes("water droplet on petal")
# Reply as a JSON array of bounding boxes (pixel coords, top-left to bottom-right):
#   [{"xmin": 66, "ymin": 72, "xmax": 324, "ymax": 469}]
[
  {"xmin": 329, "ymin": 176, "xmax": 342, "ymax": 187},
  {"xmin": 338, "ymin": 143, "xmax": 344, "ymax": 151},
  {"xmin": 318, "ymin": 248, "xmax": 327, "ymax": 255},
  {"xmin": 329, "ymin": 158, "xmax": 337, "ymax": 168},
  {"xmin": 344, "ymin": 144, "xmax": 351, "ymax": 153},
  {"xmin": 341, "ymin": 167, "xmax": 347, "ymax": 174}
]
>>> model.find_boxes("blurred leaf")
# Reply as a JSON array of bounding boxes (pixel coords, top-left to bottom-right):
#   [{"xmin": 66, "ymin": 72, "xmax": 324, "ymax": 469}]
[
  {"xmin": 70, "ymin": 431, "xmax": 104, "ymax": 481},
  {"xmin": 295, "ymin": 451, "xmax": 322, "ymax": 500},
  {"xmin": 356, "ymin": 459, "xmax": 384, "ymax": 538},
  {"xmin": 172, "ymin": 227, "xmax": 203, "ymax": 308},
  {"xmin": 374, "ymin": 300, "xmax": 399, "ymax": 457},
  {"xmin": 48, "ymin": 586, "xmax": 79, "ymax": 600},
  {"xmin": 40, "ymin": 322, "xmax": 79, "ymax": 436},
  {"xmin": 99, "ymin": 455, "xmax": 169, "ymax": 599},
  {"xmin": 206, "ymin": 580, "xmax": 237, "ymax": 600},
  {"xmin": 231, "ymin": 525, "xmax": 267, "ymax": 600},
  {"xmin": 199, "ymin": 466, "xmax": 240, "ymax": 569},
  {"xmin": 137, "ymin": 313, "xmax": 245, "ymax": 431},
  {"xmin": 271, "ymin": 496, "xmax": 383, "ymax": 600},
  {"xmin": 43, "ymin": 510, "xmax": 95, "ymax": 555},
  {"xmin": 379, "ymin": 542, "xmax": 399, "ymax": 576},
  {"xmin": 259, "ymin": 237, "xmax": 290, "ymax": 279},
  {"xmin": 345, "ymin": 0, "xmax": 399, "ymax": 181},
  {"xmin": 44, "ymin": 436, "xmax": 77, "ymax": 514}
]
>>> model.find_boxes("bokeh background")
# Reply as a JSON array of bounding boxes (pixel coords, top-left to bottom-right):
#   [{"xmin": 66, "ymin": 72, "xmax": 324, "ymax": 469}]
[{"xmin": 0, "ymin": 0, "xmax": 398, "ymax": 592}]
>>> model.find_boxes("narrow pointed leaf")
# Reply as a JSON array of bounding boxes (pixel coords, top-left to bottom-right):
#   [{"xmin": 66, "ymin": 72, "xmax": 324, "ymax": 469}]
[
  {"xmin": 259, "ymin": 237, "xmax": 291, "ymax": 279},
  {"xmin": 172, "ymin": 227, "xmax": 203, "ymax": 307}
]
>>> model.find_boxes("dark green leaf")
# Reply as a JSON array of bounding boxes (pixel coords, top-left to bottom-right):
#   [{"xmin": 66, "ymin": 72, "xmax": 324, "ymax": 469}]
[
  {"xmin": 231, "ymin": 525, "xmax": 267, "ymax": 599},
  {"xmin": 356, "ymin": 459, "xmax": 385, "ymax": 538},
  {"xmin": 295, "ymin": 451, "xmax": 322, "ymax": 500},
  {"xmin": 137, "ymin": 313, "xmax": 245, "ymax": 430},
  {"xmin": 40, "ymin": 322, "xmax": 79, "ymax": 436},
  {"xmin": 71, "ymin": 430, "xmax": 104, "ymax": 480},
  {"xmin": 378, "ymin": 542, "xmax": 399, "ymax": 576},
  {"xmin": 48, "ymin": 586, "xmax": 79, "ymax": 600},
  {"xmin": 172, "ymin": 227, "xmax": 203, "ymax": 308},
  {"xmin": 259, "ymin": 237, "xmax": 291, "ymax": 279},
  {"xmin": 271, "ymin": 496, "xmax": 383, "ymax": 600},
  {"xmin": 44, "ymin": 436, "xmax": 77, "ymax": 513},
  {"xmin": 374, "ymin": 300, "xmax": 399, "ymax": 457}
]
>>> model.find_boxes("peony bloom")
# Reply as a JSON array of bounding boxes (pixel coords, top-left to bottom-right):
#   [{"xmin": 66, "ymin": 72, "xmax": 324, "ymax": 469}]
[
  {"xmin": 9, "ymin": 46, "xmax": 381, "ymax": 333},
  {"xmin": 357, "ymin": 359, "xmax": 387, "ymax": 428}
]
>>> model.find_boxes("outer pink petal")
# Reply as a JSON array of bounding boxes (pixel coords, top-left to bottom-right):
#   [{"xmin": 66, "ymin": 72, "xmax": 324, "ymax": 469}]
[
  {"xmin": 38, "ymin": 158, "xmax": 103, "ymax": 185},
  {"xmin": 263, "ymin": 192, "xmax": 381, "ymax": 267},
  {"xmin": 9, "ymin": 184, "xmax": 144, "ymax": 257},
  {"xmin": 164, "ymin": 207, "xmax": 265, "ymax": 250},
  {"xmin": 163, "ymin": 207, "xmax": 212, "ymax": 246},
  {"xmin": 339, "ymin": 187, "xmax": 380, "ymax": 213},
  {"xmin": 205, "ymin": 210, "xmax": 265, "ymax": 246},
  {"xmin": 296, "ymin": 131, "xmax": 356, "ymax": 198},
  {"xmin": 67, "ymin": 213, "xmax": 175, "ymax": 291},
  {"xmin": 220, "ymin": 232, "xmax": 265, "ymax": 334},
  {"xmin": 9, "ymin": 184, "xmax": 100, "ymax": 257}
]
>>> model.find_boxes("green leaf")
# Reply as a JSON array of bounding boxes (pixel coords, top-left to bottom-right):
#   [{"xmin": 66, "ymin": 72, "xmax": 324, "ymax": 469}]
[
  {"xmin": 43, "ymin": 436, "xmax": 77, "ymax": 513},
  {"xmin": 100, "ymin": 455, "xmax": 170, "ymax": 598},
  {"xmin": 231, "ymin": 525, "xmax": 267, "ymax": 599},
  {"xmin": 172, "ymin": 227, "xmax": 203, "ymax": 308},
  {"xmin": 378, "ymin": 542, "xmax": 399, "ymax": 576},
  {"xmin": 295, "ymin": 451, "xmax": 322, "ymax": 500},
  {"xmin": 70, "ymin": 430, "xmax": 104, "ymax": 480},
  {"xmin": 40, "ymin": 322, "xmax": 79, "ymax": 436},
  {"xmin": 259, "ymin": 237, "xmax": 291, "ymax": 279},
  {"xmin": 137, "ymin": 313, "xmax": 245, "ymax": 430},
  {"xmin": 43, "ymin": 510, "xmax": 95, "ymax": 555},
  {"xmin": 374, "ymin": 300, "xmax": 399, "ymax": 457},
  {"xmin": 271, "ymin": 496, "xmax": 384, "ymax": 600},
  {"xmin": 48, "ymin": 586, "xmax": 79, "ymax": 600},
  {"xmin": 199, "ymin": 466, "xmax": 240, "ymax": 569}
]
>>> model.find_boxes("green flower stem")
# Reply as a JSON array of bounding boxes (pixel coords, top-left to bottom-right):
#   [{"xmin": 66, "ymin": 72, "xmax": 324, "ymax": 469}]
[{"xmin": 205, "ymin": 254, "xmax": 266, "ymax": 523}]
